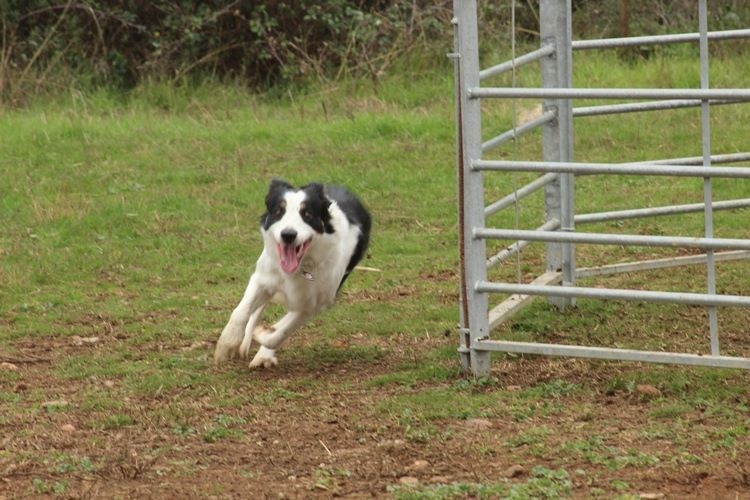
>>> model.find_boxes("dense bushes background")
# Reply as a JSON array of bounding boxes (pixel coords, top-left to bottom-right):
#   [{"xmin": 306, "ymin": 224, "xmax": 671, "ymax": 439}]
[{"xmin": 0, "ymin": 1, "xmax": 748, "ymax": 105}]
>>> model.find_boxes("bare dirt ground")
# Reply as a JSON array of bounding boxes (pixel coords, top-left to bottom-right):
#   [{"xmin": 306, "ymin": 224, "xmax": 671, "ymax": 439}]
[{"xmin": 2, "ymin": 329, "xmax": 750, "ymax": 499}]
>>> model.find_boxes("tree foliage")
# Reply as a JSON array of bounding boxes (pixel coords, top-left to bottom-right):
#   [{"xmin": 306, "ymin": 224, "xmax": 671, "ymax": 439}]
[
  {"xmin": 0, "ymin": 0, "xmax": 747, "ymax": 104},
  {"xmin": 0, "ymin": 0, "xmax": 449, "ymax": 101}
]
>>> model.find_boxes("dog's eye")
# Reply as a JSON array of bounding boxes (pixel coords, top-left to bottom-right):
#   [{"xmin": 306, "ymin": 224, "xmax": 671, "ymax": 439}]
[
  {"xmin": 301, "ymin": 209, "xmax": 312, "ymax": 219},
  {"xmin": 274, "ymin": 207, "xmax": 284, "ymax": 215}
]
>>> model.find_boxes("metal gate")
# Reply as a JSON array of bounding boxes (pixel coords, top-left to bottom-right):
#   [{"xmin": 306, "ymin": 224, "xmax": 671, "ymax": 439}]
[{"xmin": 453, "ymin": 0, "xmax": 750, "ymax": 376}]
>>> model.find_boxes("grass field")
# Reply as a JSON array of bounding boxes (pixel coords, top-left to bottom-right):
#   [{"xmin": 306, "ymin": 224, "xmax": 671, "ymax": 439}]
[{"xmin": 2, "ymin": 49, "xmax": 750, "ymax": 497}]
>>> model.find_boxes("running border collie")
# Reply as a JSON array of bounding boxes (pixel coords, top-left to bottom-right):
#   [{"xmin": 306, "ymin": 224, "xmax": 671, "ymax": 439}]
[{"xmin": 214, "ymin": 179, "xmax": 371, "ymax": 368}]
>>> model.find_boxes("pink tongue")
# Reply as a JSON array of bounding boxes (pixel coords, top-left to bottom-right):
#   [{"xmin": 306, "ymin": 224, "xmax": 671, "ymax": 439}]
[{"xmin": 279, "ymin": 244, "xmax": 299, "ymax": 273}]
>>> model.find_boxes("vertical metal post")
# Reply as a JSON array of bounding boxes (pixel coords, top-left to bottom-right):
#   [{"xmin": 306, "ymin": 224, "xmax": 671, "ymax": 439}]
[
  {"xmin": 698, "ymin": 0, "xmax": 720, "ymax": 354},
  {"xmin": 453, "ymin": 0, "xmax": 490, "ymax": 376},
  {"xmin": 541, "ymin": 0, "xmax": 576, "ymax": 308}
]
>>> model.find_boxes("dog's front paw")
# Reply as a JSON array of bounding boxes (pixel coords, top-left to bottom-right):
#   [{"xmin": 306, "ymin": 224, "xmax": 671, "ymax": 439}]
[
  {"xmin": 214, "ymin": 321, "xmax": 245, "ymax": 365},
  {"xmin": 214, "ymin": 338, "xmax": 239, "ymax": 364},
  {"xmin": 249, "ymin": 346, "xmax": 278, "ymax": 369}
]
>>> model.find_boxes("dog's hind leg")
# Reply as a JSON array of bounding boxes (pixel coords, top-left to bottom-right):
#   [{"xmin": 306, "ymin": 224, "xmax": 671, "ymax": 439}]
[
  {"xmin": 238, "ymin": 304, "xmax": 266, "ymax": 359},
  {"xmin": 214, "ymin": 276, "xmax": 269, "ymax": 364}
]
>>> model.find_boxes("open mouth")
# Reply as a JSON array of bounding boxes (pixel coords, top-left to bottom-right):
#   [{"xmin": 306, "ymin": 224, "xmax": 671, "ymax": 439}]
[{"xmin": 277, "ymin": 239, "xmax": 311, "ymax": 274}]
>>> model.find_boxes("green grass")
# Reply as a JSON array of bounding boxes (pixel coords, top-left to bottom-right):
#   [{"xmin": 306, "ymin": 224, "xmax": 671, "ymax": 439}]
[{"xmin": 1, "ymin": 49, "xmax": 750, "ymax": 497}]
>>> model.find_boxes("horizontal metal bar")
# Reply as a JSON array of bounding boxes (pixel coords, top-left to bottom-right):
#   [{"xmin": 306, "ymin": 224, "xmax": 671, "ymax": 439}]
[
  {"xmin": 475, "ymin": 228, "xmax": 750, "ymax": 251},
  {"xmin": 475, "ymin": 281, "xmax": 750, "ymax": 307},
  {"xmin": 632, "ymin": 152, "xmax": 750, "ymax": 166},
  {"xmin": 573, "ymin": 98, "xmax": 749, "ymax": 117},
  {"xmin": 472, "ymin": 159, "xmax": 750, "ymax": 178},
  {"xmin": 469, "ymin": 87, "xmax": 750, "ymax": 101},
  {"xmin": 485, "ymin": 173, "xmax": 558, "ymax": 217},
  {"xmin": 576, "ymin": 251, "xmax": 750, "ymax": 278},
  {"xmin": 486, "ymin": 220, "xmax": 560, "ymax": 269},
  {"xmin": 575, "ymin": 198, "xmax": 750, "ymax": 224},
  {"xmin": 479, "ymin": 45, "xmax": 556, "ymax": 80},
  {"xmin": 572, "ymin": 28, "xmax": 750, "ymax": 50},
  {"xmin": 488, "ymin": 271, "xmax": 562, "ymax": 329},
  {"xmin": 482, "ymin": 111, "xmax": 556, "ymax": 153},
  {"xmin": 473, "ymin": 340, "xmax": 750, "ymax": 369}
]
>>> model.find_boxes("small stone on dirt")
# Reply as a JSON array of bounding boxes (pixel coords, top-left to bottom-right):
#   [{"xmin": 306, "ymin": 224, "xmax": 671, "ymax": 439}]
[
  {"xmin": 639, "ymin": 494, "xmax": 665, "ymax": 499},
  {"xmin": 429, "ymin": 475, "xmax": 450, "ymax": 484},
  {"xmin": 398, "ymin": 476, "xmax": 419, "ymax": 487},
  {"xmin": 42, "ymin": 400, "xmax": 69, "ymax": 410},
  {"xmin": 506, "ymin": 385, "xmax": 522, "ymax": 391},
  {"xmin": 636, "ymin": 384, "xmax": 662, "ymax": 398},
  {"xmin": 0, "ymin": 362, "xmax": 18, "ymax": 371},
  {"xmin": 504, "ymin": 464, "xmax": 525, "ymax": 478},
  {"xmin": 464, "ymin": 418, "xmax": 492, "ymax": 429},
  {"xmin": 72, "ymin": 336, "xmax": 100, "ymax": 346},
  {"xmin": 60, "ymin": 424, "xmax": 76, "ymax": 433},
  {"xmin": 182, "ymin": 341, "xmax": 211, "ymax": 351},
  {"xmin": 378, "ymin": 439, "xmax": 406, "ymax": 449},
  {"xmin": 406, "ymin": 460, "xmax": 430, "ymax": 472}
]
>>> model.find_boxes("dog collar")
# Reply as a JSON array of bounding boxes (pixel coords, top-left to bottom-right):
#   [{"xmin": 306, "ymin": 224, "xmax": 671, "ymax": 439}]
[{"xmin": 301, "ymin": 268, "xmax": 314, "ymax": 281}]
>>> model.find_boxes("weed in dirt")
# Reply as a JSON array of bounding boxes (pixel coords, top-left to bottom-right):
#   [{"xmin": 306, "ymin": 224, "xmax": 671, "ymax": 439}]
[
  {"xmin": 504, "ymin": 425, "xmax": 554, "ymax": 449},
  {"xmin": 391, "ymin": 465, "xmax": 572, "ymax": 499},
  {"xmin": 98, "ymin": 414, "xmax": 134, "ymax": 431},
  {"xmin": 561, "ymin": 436, "xmax": 661, "ymax": 471},
  {"xmin": 32, "ymin": 478, "xmax": 68, "ymax": 496},
  {"xmin": 202, "ymin": 414, "xmax": 247, "ymax": 443},
  {"xmin": 649, "ymin": 403, "xmax": 692, "ymax": 419}
]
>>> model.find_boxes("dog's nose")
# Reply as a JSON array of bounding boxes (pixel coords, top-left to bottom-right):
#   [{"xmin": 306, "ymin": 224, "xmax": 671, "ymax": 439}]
[{"xmin": 280, "ymin": 229, "xmax": 297, "ymax": 244}]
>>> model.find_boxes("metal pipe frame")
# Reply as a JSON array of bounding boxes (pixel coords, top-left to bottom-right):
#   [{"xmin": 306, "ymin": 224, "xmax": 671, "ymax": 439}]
[
  {"xmin": 698, "ymin": 0, "xmax": 720, "ymax": 355},
  {"xmin": 485, "ymin": 172, "xmax": 750, "ymax": 222},
  {"xmin": 473, "ymin": 159, "xmax": 750, "ymax": 178},
  {"xmin": 573, "ymin": 99, "xmax": 750, "ymax": 117},
  {"xmin": 576, "ymin": 251, "xmax": 750, "ymax": 278},
  {"xmin": 482, "ymin": 110, "xmax": 556, "ymax": 153},
  {"xmin": 540, "ymin": 0, "xmax": 576, "ymax": 309},
  {"xmin": 571, "ymin": 28, "xmax": 750, "ymax": 50},
  {"xmin": 473, "ymin": 340, "xmax": 750, "ymax": 370},
  {"xmin": 455, "ymin": 1, "xmax": 750, "ymax": 374},
  {"xmin": 475, "ymin": 228, "xmax": 750, "ymax": 252},
  {"xmin": 475, "ymin": 281, "xmax": 750, "ymax": 308},
  {"xmin": 454, "ymin": 0, "xmax": 490, "ymax": 375},
  {"xmin": 479, "ymin": 45, "xmax": 555, "ymax": 81},
  {"xmin": 575, "ymin": 198, "xmax": 750, "ymax": 224},
  {"xmin": 632, "ymin": 152, "xmax": 750, "ymax": 166},
  {"xmin": 485, "ymin": 173, "xmax": 558, "ymax": 217},
  {"xmin": 470, "ymin": 87, "xmax": 750, "ymax": 101},
  {"xmin": 486, "ymin": 219, "xmax": 560, "ymax": 270}
]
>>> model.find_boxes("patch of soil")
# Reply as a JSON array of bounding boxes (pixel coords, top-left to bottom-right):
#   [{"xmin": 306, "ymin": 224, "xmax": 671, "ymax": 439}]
[{"xmin": 2, "ymin": 326, "xmax": 750, "ymax": 499}]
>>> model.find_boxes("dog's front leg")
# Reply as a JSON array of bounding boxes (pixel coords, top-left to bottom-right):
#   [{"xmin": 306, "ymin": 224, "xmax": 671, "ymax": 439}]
[
  {"xmin": 249, "ymin": 310, "xmax": 311, "ymax": 368},
  {"xmin": 214, "ymin": 275, "xmax": 269, "ymax": 364}
]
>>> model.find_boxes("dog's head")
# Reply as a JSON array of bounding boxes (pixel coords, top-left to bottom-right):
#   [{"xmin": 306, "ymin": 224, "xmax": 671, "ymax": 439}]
[{"xmin": 261, "ymin": 179, "xmax": 334, "ymax": 274}]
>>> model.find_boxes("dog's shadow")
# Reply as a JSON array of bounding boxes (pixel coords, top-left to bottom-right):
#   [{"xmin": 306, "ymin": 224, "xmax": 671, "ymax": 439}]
[{"xmin": 217, "ymin": 341, "xmax": 388, "ymax": 380}]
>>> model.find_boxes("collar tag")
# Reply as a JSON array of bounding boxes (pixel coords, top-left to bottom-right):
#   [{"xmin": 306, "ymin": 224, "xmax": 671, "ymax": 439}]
[{"xmin": 302, "ymin": 269, "xmax": 314, "ymax": 281}]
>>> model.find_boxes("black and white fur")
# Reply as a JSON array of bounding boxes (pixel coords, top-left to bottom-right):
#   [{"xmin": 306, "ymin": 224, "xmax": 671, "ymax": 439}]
[{"xmin": 214, "ymin": 179, "xmax": 371, "ymax": 368}]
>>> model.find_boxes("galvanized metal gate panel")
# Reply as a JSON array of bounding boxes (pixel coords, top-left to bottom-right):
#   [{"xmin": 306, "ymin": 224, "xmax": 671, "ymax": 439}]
[{"xmin": 454, "ymin": 0, "xmax": 750, "ymax": 375}]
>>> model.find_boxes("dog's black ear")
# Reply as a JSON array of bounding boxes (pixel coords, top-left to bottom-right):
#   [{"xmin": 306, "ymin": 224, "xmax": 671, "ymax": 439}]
[
  {"xmin": 261, "ymin": 178, "xmax": 293, "ymax": 229},
  {"xmin": 303, "ymin": 182, "xmax": 328, "ymax": 203},
  {"xmin": 301, "ymin": 182, "xmax": 334, "ymax": 233},
  {"xmin": 266, "ymin": 178, "xmax": 293, "ymax": 209}
]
